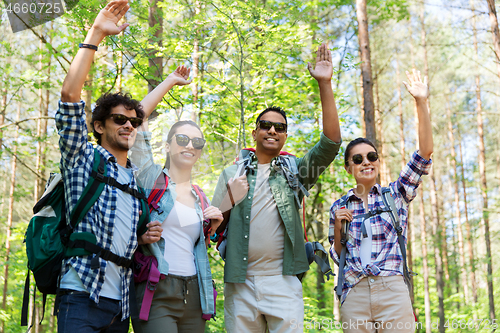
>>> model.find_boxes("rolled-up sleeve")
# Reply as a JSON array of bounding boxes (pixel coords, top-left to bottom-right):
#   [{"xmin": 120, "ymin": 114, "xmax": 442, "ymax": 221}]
[
  {"xmin": 395, "ymin": 150, "xmax": 432, "ymax": 204},
  {"xmin": 297, "ymin": 133, "xmax": 342, "ymax": 191},
  {"xmin": 56, "ymin": 100, "xmax": 92, "ymax": 168}
]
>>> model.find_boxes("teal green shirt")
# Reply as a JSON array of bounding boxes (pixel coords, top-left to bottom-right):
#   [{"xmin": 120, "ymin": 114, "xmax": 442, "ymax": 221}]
[{"xmin": 212, "ymin": 133, "xmax": 341, "ymax": 283}]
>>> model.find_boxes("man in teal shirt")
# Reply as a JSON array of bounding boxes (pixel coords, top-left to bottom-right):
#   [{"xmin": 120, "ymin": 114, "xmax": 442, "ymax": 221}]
[{"xmin": 212, "ymin": 43, "xmax": 342, "ymax": 333}]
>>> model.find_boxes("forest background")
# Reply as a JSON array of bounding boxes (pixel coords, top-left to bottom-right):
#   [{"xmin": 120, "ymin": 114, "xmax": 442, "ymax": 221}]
[{"xmin": 1, "ymin": 0, "xmax": 500, "ymax": 332}]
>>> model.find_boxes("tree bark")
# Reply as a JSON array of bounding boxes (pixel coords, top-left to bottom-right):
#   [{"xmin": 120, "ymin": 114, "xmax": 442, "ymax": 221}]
[
  {"xmin": 148, "ymin": 0, "xmax": 164, "ymax": 120},
  {"xmin": 419, "ymin": 192, "xmax": 431, "ymax": 333},
  {"xmin": 457, "ymin": 128, "xmax": 477, "ymax": 304},
  {"xmin": 474, "ymin": 1, "xmax": 495, "ymax": 320},
  {"xmin": 446, "ymin": 97, "xmax": 469, "ymax": 304},
  {"xmin": 420, "ymin": 5, "xmax": 445, "ymax": 330},
  {"xmin": 84, "ymin": 73, "xmax": 93, "ymax": 132},
  {"xmin": 356, "ymin": 0, "xmax": 376, "ymax": 143},
  {"xmin": 191, "ymin": 0, "xmax": 201, "ymax": 123},
  {"xmin": 486, "ymin": 0, "xmax": 500, "ymax": 79},
  {"xmin": 2, "ymin": 99, "xmax": 20, "ymax": 332}
]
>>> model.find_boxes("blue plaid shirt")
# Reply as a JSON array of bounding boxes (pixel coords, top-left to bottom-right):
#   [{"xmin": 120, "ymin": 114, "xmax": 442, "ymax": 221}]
[
  {"xmin": 328, "ymin": 151, "xmax": 432, "ymax": 304},
  {"xmin": 56, "ymin": 100, "xmax": 142, "ymax": 320}
]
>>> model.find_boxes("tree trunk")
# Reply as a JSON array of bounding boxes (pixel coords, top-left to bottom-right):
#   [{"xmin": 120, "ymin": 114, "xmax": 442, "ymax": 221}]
[
  {"xmin": 420, "ymin": 5, "xmax": 445, "ymax": 330},
  {"xmin": 446, "ymin": 97, "xmax": 469, "ymax": 304},
  {"xmin": 84, "ymin": 73, "xmax": 93, "ymax": 132},
  {"xmin": 313, "ymin": 183, "xmax": 326, "ymax": 312},
  {"xmin": 0, "ymin": 84, "xmax": 5, "ymax": 151},
  {"xmin": 473, "ymin": 2, "xmax": 495, "ymax": 319},
  {"xmin": 35, "ymin": 38, "xmax": 50, "ymax": 201},
  {"xmin": 356, "ymin": 0, "xmax": 376, "ymax": 143},
  {"xmin": 486, "ymin": 0, "xmax": 500, "ymax": 79},
  {"xmin": 396, "ymin": 55, "xmax": 414, "ymax": 303},
  {"xmin": 191, "ymin": 0, "xmax": 201, "ymax": 123},
  {"xmin": 419, "ymin": 192, "xmax": 431, "ymax": 333},
  {"xmin": 373, "ymin": 56, "xmax": 385, "ymax": 185},
  {"xmin": 457, "ymin": 128, "xmax": 477, "ymax": 304},
  {"xmin": 359, "ymin": 73, "xmax": 366, "ymax": 136},
  {"xmin": 148, "ymin": 0, "xmax": 163, "ymax": 120},
  {"xmin": 2, "ymin": 99, "xmax": 21, "ymax": 332}
]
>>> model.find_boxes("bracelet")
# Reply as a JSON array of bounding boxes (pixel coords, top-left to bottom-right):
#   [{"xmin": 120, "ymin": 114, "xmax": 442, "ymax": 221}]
[
  {"xmin": 226, "ymin": 183, "xmax": 235, "ymax": 208},
  {"xmin": 79, "ymin": 43, "xmax": 98, "ymax": 51}
]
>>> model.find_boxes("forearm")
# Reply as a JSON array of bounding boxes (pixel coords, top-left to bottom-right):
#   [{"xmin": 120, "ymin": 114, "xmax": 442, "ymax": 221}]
[
  {"xmin": 61, "ymin": 28, "xmax": 105, "ymax": 102},
  {"xmin": 318, "ymin": 80, "xmax": 341, "ymax": 142},
  {"xmin": 218, "ymin": 191, "xmax": 234, "ymax": 215},
  {"xmin": 416, "ymin": 98, "xmax": 433, "ymax": 160},
  {"xmin": 140, "ymin": 77, "xmax": 177, "ymax": 119}
]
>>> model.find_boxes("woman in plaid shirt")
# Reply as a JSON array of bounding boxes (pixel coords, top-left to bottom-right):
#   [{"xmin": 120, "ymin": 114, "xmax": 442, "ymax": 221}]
[{"xmin": 329, "ymin": 69, "xmax": 433, "ymax": 333}]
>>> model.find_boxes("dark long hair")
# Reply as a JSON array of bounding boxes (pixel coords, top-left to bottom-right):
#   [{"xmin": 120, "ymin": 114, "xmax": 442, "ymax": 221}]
[{"xmin": 165, "ymin": 120, "xmax": 204, "ymax": 169}]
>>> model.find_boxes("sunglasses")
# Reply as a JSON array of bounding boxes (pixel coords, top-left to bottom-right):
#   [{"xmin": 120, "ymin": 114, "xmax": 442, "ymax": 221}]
[
  {"xmin": 257, "ymin": 120, "xmax": 287, "ymax": 133},
  {"xmin": 350, "ymin": 151, "xmax": 379, "ymax": 165},
  {"xmin": 169, "ymin": 134, "xmax": 206, "ymax": 150},
  {"xmin": 108, "ymin": 114, "xmax": 143, "ymax": 128}
]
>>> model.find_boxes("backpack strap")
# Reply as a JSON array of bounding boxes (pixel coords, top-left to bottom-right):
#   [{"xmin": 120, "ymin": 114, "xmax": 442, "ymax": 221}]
[
  {"xmin": 148, "ymin": 173, "xmax": 168, "ymax": 214},
  {"xmin": 335, "ymin": 194, "xmax": 350, "ymax": 300},
  {"xmin": 274, "ymin": 155, "xmax": 309, "ymax": 208},
  {"xmin": 63, "ymin": 148, "xmax": 145, "ymax": 268},
  {"xmin": 193, "ymin": 185, "xmax": 213, "ymax": 240},
  {"xmin": 381, "ymin": 187, "xmax": 415, "ymax": 293}
]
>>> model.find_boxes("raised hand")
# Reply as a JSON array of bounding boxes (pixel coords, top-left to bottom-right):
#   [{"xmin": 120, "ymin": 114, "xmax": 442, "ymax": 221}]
[
  {"xmin": 166, "ymin": 65, "xmax": 192, "ymax": 86},
  {"xmin": 308, "ymin": 43, "xmax": 333, "ymax": 83},
  {"xmin": 402, "ymin": 69, "xmax": 429, "ymax": 101},
  {"xmin": 92, "ymin": 0, "xmax": 130, "ymax": 38}
]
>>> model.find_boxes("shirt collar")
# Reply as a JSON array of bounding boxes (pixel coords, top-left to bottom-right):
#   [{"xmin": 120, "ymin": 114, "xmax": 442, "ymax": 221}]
[
  {"xmin": 346, "ymin": 183, "xmax": 382, "ymax": 201},
  {"xmin": 96, "ymin": 145, "xmax": 138, "ymax": 171}
]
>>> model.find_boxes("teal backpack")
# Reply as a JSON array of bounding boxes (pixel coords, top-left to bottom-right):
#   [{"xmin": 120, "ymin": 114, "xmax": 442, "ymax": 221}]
[{"xmin": 21, "ymin": 148, "xmax": 149, "ymax": 327}]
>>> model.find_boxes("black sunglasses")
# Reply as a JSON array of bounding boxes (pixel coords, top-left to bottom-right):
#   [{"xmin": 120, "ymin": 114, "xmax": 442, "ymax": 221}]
[
  {"xmin": 257, "ymin": 120, "xmax": 287, "ymax": 133},
  {"xmin": 108, "ymin": 114, "xmax": 143, "ymax": 128},
  {"xmin": 351, "ymin": 152, "xmax": 379, "ymax": 165},
  {"xmin": 169, "ymin": 134, "xmax": 206, "ymax": 150}
]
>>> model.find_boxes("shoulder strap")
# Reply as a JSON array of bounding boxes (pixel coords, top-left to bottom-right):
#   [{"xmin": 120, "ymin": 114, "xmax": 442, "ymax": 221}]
[
  {"xmin": 275, "ymin": 155, "xmax": 309, "ymax": 208},
  {"xmin": 63, "ymin": 148, "xmax": 143, "ymax": 268},
  {"xmin": 381, "ymin": 187, "xmax": 414, "ymax": 293},
  {"xmin": 136, "ymin": 187, "xmax": 150, "ymax": 237},
  {"xmin": 336, "ymin": 194, "xmax": 350, "ymax": 300},
  {"xmin": 192, "ymin": 185, "xmax": 208, "ymax": 211},
  {"xmin": 69, "ymin": 148, "xmax": 106, "ymax": 229},
  {"xmin": 148, "ymin": 173, "xmax": 168, "ymax": 214}
]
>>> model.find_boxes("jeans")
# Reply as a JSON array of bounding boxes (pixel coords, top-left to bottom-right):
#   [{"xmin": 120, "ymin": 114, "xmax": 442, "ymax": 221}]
[{"xmin": 57, "ymin": 291, "xmax": 129, "ymax": 333}]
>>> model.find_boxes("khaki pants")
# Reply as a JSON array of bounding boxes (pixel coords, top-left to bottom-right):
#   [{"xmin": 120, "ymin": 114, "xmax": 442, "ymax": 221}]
[
  {"xmin": 224, "ymin": 275, "xmax": 304, "ymax": 333},
  {"xmin": 133, "ymin": 274, "xmax": 205, "ymax": 333},
  {"xmin": 340, "ymin": 276, "xmax": 415, "ymax": 333}
]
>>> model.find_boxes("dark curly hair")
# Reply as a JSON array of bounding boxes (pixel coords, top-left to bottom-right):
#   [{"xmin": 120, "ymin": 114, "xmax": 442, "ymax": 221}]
[
  {"xmin": 255, "ymin": 106, "xmax": 287, "ymax": 126},
  {"xmin": 344, "ymin": 137, "xmax": 378, "ymax": 166},
  {"xmin": 91, "ymin": 92, "xmax": 145, "ymax": 145}
]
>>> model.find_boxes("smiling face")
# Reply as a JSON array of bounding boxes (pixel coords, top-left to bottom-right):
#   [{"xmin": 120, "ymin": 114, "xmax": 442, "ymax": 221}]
[
  {"xmin": 94, "ymin": 104, "xmax": 138, "ymax": 153},
  {"xmin": 166, "ymin": 124, "xmax": 204, "ymax": 170},
  {"xmin": 252, "ymin": 111, "xmax": 288, "ymax": 157},
  {"xmin": 345, "ymin": 143, "xmax": 380, "ymax": 187}
]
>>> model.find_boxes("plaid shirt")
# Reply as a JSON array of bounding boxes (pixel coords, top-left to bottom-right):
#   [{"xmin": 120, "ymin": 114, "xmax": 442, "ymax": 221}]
[
  {"xmin": 328, "ymin": 151, "xmax": 432, "ymax": 304},
  {"xmin": 56, "ymin": 100, "xmax": 141, "ymax": 320}
]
